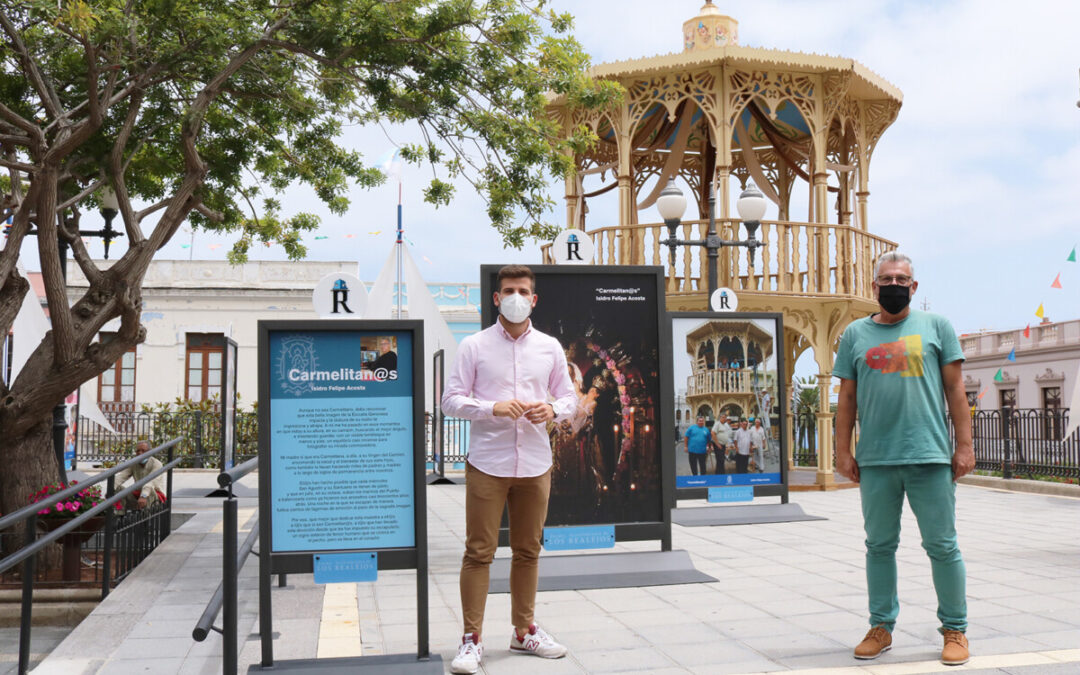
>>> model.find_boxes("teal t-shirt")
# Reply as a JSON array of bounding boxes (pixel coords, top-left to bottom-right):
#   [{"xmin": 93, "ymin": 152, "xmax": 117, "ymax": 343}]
[
  {"xmin": 832, "ymin": 310, "xmax": 964, "ymax": 467},
  {"xmin": 684, "ymin": 425, "xmax": 710, "ymax": 454}
]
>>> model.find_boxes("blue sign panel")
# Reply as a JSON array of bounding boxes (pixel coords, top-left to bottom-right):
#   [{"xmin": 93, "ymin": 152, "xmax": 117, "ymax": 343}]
[
  {"xmin": 269, "ymin": 330, "xmax": 415, "ymax": 553},
  {"xmin": 676, "ymin": 472, "xmax": 781, "ymax": 488},
  {"xmin": 313, "ymin": 552, "xmax": 378, "ymax": 584},
  {"xmin": 707, "ymin": 486, "xmax": 755, "ymax": 503},
  {"xmin": 543, "ymin": 525, "xmax": 616, "ymax": 551}
]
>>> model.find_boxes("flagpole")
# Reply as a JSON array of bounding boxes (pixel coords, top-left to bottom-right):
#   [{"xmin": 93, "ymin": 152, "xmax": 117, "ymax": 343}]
[{"xmin": 396, "ymin": 181, "xmax": 403, "ymax": 319}]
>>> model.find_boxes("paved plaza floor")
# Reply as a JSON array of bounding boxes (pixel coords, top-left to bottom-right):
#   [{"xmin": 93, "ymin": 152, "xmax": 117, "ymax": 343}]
[{"xmin": 13, "ymin": 471, "xmax": 1080, "ymax": 674}]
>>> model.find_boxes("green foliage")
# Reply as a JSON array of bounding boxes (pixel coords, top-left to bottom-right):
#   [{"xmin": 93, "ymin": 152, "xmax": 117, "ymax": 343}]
[{"xmin": 1, "ymin": 0, "xmax": 622, "ymax": 251}]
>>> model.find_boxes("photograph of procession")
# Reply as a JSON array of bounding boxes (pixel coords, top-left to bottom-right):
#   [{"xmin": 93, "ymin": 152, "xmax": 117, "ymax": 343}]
[{"xmin": 671, "ymin": 314, "xmax": 786, "ymax": 488}]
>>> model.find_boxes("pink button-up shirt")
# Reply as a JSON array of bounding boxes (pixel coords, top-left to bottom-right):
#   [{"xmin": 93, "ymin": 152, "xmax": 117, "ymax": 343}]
[{"xmin": 442, "ymin": 319, "xmax": 577, "ymax": 477}]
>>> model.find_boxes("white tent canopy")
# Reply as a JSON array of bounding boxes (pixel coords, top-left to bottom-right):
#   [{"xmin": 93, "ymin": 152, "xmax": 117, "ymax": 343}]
[{"xmin": 366, "ymin": 244, "xmax": 459, "ymax": 411}]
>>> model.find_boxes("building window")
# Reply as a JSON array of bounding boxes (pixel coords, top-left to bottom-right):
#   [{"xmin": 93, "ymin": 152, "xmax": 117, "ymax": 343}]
[
  {"xmin": 999, "ymin": 388, "xmax": 1016, "ymax": 410},
  {"xmin": 186, "ymin": 333, "xmax": 224, "ymax": 402},
  {"xmin": 1042, "ymin": 386, "xmax": 1062, "ymax": 440},
  {"xmin": 97, "ymin": 333, "xmax": 136, "ymax": 411}
]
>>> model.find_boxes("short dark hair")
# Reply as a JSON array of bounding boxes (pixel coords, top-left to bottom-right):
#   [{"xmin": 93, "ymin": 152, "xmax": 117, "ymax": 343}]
[{"xmin": 496, "ymin": 264, "xmax": 535, "ymax": 292}]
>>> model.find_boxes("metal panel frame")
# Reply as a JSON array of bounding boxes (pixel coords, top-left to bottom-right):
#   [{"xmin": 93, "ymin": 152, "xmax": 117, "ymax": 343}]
[
  {"xmin": 668, "ymin": 311, "xmax": 789, "ymax": 503},
  {"xmin": 257, "ymin": 320, "xmax": 428, "ymax": 666},
  {"xmin": 480, "ymin": 265, "xmax": 674, "ymax": 551}
]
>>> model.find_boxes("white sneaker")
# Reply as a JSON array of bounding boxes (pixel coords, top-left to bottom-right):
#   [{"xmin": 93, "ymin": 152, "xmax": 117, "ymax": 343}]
[
  {"xmin": 450, "ymin": 633, "xmax": 482, "ymax": 674},
  {"xmin": 510, "ymin": 624, "xmax": 567, "ymax": 659}
]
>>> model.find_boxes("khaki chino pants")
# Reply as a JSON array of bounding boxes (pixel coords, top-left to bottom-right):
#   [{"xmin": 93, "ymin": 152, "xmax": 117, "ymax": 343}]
[{"xmin": 460, "ymin": 461, "xmax": 551, "ymax": 636}]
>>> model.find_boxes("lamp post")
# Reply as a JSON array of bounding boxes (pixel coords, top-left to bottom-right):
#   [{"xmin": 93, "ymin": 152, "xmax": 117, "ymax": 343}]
[
  {"xmin": 6, "ymin": 188, "xmax": 125, "ymax": 482},
  {"xmin": 657, "ymin": 177, "xmax": 768, "ymax": 302}
]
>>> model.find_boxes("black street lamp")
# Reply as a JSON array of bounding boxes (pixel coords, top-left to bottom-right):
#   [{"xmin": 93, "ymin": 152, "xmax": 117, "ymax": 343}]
[
  {"xmin": 657, "ymin": 177, "xmax": 768, "ymax": 303},
  {"xmin": 8, "ymin": 188, "xmax": 125, "ymax": 482}
]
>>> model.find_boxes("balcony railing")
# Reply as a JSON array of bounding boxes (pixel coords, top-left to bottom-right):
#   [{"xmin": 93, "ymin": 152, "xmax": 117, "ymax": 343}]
[
  {"xmin": 542, "ymin": 218, "xmax": 896, "ymax": 301},
  {"xmin": 688, "ymin": 368, "xmax": 751, "ymax": 396}
]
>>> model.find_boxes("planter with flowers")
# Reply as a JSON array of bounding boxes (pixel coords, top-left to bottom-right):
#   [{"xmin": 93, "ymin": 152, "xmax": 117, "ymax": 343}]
[{"xmin": 28, "ymin": 481, "xmax": 120, "ymax": 581}]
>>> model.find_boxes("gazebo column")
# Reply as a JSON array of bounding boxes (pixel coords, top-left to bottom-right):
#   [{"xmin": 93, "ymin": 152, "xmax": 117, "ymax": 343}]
[
  {"xmin": 814, "ymin": 371, "xmax": 835, "ymax": 487},
  {"xmin": 616, "ymin": 107, "xmax": 634, "ymax": 263}
]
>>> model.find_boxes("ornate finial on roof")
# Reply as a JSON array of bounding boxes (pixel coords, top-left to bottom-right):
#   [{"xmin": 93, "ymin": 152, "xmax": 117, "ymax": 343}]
[{"xmin": 683, "ymin": 1, "xmax": 739, "ymax": 53}]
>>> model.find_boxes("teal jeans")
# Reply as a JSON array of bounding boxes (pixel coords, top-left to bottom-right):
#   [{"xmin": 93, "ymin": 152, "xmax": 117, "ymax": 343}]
[{"xmin": 859, "ymin": 464, "xmax": 967, "ymax": 633}]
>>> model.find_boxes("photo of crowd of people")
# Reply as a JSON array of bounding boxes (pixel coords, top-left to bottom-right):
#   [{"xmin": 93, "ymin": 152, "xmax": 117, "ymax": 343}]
[{"xmin": 671, "ymin": 316, "xmax": 785, "ymax": 487}]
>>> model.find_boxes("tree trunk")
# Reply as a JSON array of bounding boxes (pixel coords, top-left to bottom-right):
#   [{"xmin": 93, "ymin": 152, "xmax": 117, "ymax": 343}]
[{"xmin": 1, "ymin": 415, "xmax": 60, "ymax": 528}]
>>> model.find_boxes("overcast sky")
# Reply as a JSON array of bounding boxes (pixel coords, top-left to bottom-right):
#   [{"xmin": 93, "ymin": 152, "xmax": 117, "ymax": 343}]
[{"xmin": 19, "ymin": 1, "xmax": 1080, "ymax": 338}]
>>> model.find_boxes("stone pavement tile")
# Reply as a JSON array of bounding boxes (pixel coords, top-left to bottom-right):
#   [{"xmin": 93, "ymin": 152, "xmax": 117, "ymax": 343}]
[
  {"xmin": 21, "ymin": 657, "xmax": 103, "ymax": 675},
  {"xmin": 1023, "ymin": 628, "xmax": 1080, "ymax": 650},
  {"xmin": 658, "ymin": 640, "xmax": 767, "ymax": 667},
  {"xmin": 613, "ymin": 606, "xmax": 702, "ymax": 628},
  {"xmin": 987, "ymin": 593, "xmax": 1077, "ymax": 615},
  {"xmin": 965, "ymin": 582, "xmax": 1031, "ymax": 600},
  {"xmin": 111, "ymin": 635, "xmax": 192, "ymax": 661},
  {"xmin": 535, "ymin": 599, "xmax": 605, "ymax": 620},
  {"xmin": 741, "ymin": 632, "xmax": 848, "ymax": 660},
  {"xmin": 632, "ymin": 621, "xmax": 723, "ymax": 646},
  {"xmin": 787, "ymin": 609, "xmax": 869, "ymax": 633},
  {"xmin": 572, "ymin": 645, "xmax": 678, "ymax": 673},
  {"xmin": 476, "ymin": 650, "xmax": 588, "ymax": 674},
  {"xmin": 46, "ymin": 612, "xmax": 142, "ymax": 659},
  {"xmin": 751, "ymin": 596, "xmax": 844, "ymax": 617},
  {"xmin": 979, "ymin": 613, "xmax": 1076, "ymax": 635},
  {"xmin": 128, "ymin": 617, "xmax": 201, "ymax": 639},
  {"xmin": 714, "ymin": 615, "xmax": 804, "ymax": 640},
  {"xmin": 178, "ymin": 659, "xmax": 222, "ymax": 675},
  {"xmin": 686, "ymin": 656, "xmax": 789, "ymax": 674},
  {"xmin": 97, "ymin": 657, "xmax": 185, "ymax": 674},
  {"xmin": 777, "ymin": 648, "xmax": 879, "ymax": 671},
  {"xmin": 579, "ymin": 587, "xmax": 678, "ymax": 612},
  {"xmin": 970, "ymin": 634, "xmax": 1057, "ymax": 656},
  {"xmin": 551, "ymin": 624, "xmax": 643, "ymax": 652}
]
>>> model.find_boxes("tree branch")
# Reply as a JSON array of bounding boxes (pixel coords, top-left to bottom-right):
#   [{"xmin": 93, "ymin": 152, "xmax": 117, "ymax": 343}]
[
  {"xmin": 0, "ymin": 9, "xmax": 63, "ymax": 121},
  {"xmin": 109, "ymin": 89, "xmax": 146, "ymax": 244}
]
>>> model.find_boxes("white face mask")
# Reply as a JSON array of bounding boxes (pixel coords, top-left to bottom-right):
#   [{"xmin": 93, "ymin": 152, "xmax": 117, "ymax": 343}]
[{"xmin": 498, "ymin": 292, "xmax": 533, "ymax": 324}]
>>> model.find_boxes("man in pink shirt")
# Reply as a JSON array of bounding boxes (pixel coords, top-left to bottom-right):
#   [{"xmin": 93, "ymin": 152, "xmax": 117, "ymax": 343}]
[{"xmin": 442, "ymin": 264, "xmax": 577, "ymax": 674}]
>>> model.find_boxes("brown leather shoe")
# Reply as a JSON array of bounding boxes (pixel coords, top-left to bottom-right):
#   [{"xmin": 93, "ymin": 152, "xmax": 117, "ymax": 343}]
[
  {"xmin": 854, "ymin": 624, "xmax": 892, "ymax": 660},
  {"xmin": 941, "ymin": 630, "xmax": 969, "ymax": 665}
]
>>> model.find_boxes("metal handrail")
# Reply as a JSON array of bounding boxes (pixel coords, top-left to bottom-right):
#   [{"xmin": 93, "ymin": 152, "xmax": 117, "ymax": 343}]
[
  {"xmin": 191, "ymin": 459, "xmax": 263, "ymax": 673},
  {"xmin": 217, "ymin": 456, "xmax": 258, "ymax": 489},
  {"xmin": 0, "ymin": 438, "xmax": 182, "ymax": 576},
  {"xmin": 1, "ymin": 437, "xmax": 182, "ymax": 675},
  {"xmin": 0, "ymin": 438, "xmax": 181, "ymax": 532},
  {"xmin": 192, "ymin": 521, "xmax": 259, "ymax": 642}
]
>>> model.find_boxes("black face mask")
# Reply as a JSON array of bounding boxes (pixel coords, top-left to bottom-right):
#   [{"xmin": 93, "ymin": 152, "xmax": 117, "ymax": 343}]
[{"xmin": 878, "ymin": 284, "xmax": 911, "ymax": 315}]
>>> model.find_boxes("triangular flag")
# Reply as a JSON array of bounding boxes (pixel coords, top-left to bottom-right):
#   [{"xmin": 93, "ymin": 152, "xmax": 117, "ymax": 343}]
[
  {"xmin": 1063, "ymin": 362, "xmax": 1080, "ymax": 441},
  {"xmin": 1007, "ymin": 348, "xmax": 1015, "ymax": 362},
  {"xmin": 1035, "ymin": 303, "xmax": 1045, "ymax": 319},
  {"xmin": 993, "ymin": 369, "xmax": 1003, "ymax": 382},
  {"xmin": 1068, "ymin": 246, "xmax": 1076, "ymax": 262},
  {"xmin": 180, "ymin": 244, "xmax": 190, "ymax": 249},
  {"xmin": 208, "ymin": 243, "xmax": 222, "ymax": 250},
  {"xmin": 1023, "ymin": 324, "xmax": 1030, "ymax": 338},
  {"xmin": 368, "ymin": 230, "xmax": 381, "ymax": 235},
  {"xmin": 1051, "ymin": 274, "xmax": 1062, "ymax": 289},
  {"xmin": 314, "ymin": 235, "xmax": 328, "ymax": 240},
  {"xmin": 977, "ymin": 387, "xmax": 988, "ymax": 399},
  {"xmin": 344, "ymin": 234, "xmax": 356, "ymax": 239}
]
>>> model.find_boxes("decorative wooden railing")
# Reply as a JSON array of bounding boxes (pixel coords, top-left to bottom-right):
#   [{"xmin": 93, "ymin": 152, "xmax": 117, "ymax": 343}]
[
  {"xmin": 688, "ymin": 368, "xmax": 751, "ymax": 396},
  {"xmin": 542, "ymin": 219, "xmax": 897, "ymax": 301}
]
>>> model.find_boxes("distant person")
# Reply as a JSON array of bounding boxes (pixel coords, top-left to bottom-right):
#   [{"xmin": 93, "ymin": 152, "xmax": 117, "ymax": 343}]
[
  {"xmin": 749, "ymin": 417, "xmax": 767, "ymax": 472},
  {"xmin": 834, "ymin": 250, "xmax": 974, "ymax": 666},
  {"xmin": 683, "ymin": 415, "xmax": 710, "ymax": 476},
  {"xmin": 711, "ymin": 413, "xmax": 732, "ymax": 474},
  {"xmin": 732, "ymin": 419, "xmax": 752, "ymax": 473},
  {"xmin": 442, "ymin": 264, "xmax": 576, "ymax": 674},
  {"xmin": 363, "ymin": 337, "xmax": 397, "ymax": 371},
  {"xmin": 114, "ymin": 441, "xmax": 166, "ymax": 509}
]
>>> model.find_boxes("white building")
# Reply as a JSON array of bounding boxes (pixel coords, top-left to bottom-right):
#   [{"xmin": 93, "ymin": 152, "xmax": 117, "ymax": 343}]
[
  {"xmin": 960, "ymin": 319, "xmax": 1079, "ymax": 413},
  {"xmin": 64, "ymin": 260, "xmax": 481, "ymax": 412}
]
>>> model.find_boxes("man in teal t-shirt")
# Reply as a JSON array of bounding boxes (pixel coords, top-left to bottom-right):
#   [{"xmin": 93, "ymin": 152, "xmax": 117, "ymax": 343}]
[
  {"xmin": 833, "ymin": 252, "xmax": 974, "ymax": 666},
  {"xmin": 683, "ymin": 415, "xmax": 710, "ymax": 476}
]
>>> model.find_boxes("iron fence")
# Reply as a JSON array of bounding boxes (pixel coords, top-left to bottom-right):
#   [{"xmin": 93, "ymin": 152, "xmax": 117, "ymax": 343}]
[
  {"xmin": 78, "ymin": 410, "xmax": 258, "ymax": 469},
  {"xmin": 949, "ymin": 408, "xmax": 1078, "ymax": 480}
]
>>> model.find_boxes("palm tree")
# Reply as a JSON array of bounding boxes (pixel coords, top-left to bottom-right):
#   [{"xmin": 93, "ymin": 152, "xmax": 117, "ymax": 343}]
[{"xmin": 792, "ymin": 376, "xmax": 819, "ymax": 457}]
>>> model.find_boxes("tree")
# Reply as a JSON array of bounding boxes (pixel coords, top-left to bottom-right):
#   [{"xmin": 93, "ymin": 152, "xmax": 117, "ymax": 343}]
[
  {"xmin": 792, "ymin": 376, "xmax": 819, "ymax": 455},
  {"xmin": 0, "ymin": 0, "xmax": 620, "ymax": 520}
]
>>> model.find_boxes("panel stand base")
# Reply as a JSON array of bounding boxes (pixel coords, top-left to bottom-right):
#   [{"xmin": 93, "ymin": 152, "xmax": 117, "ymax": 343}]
[
  {"xmin": 489, "ymin": 549, "xmax": 714, "ymax": 593},
  {"xmin": 249, "ymin": 654, "xmax": 443, "ymax": 674},
  {"xmin": 671, "ymin": 503, "xmax": 826, "ymax": 527},
  {"xmin": 426, "ymin": 472, "xmax": 460, "ymax": 485}
]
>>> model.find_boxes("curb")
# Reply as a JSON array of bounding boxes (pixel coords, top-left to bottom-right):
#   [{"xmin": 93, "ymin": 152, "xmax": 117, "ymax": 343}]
[{"xmin": 958, "ymin": 474, "xmax": 1080, "ymax": 498}]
